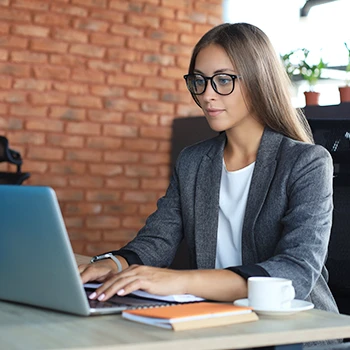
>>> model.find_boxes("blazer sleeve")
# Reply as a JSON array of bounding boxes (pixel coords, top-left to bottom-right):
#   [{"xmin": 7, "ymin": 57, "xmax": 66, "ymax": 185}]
[
  {"xmin": 112, "ymin": 159, "xmax": 185, "ymax": 267},
  {"xmin": 255, "ymin": 145, "xmax": 333, "ymax": 299}
]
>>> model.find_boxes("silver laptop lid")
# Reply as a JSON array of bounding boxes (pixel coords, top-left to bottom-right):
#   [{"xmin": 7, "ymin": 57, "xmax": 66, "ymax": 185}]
[{"xmin": 0, "ymin": 185, "xmax": 91, "ymax": 316}]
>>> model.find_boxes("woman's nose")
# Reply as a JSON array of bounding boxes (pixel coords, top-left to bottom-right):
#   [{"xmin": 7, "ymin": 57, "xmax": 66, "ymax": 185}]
[{"xmin": 201, "ymin": 82, "xmax": 217, "ymax": 101}]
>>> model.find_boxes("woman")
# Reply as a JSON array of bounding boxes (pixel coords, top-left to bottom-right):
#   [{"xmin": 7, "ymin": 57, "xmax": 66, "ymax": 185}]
[{"xmin": 79, "ymin": 23, "xmax": 338, "ymax": 317}]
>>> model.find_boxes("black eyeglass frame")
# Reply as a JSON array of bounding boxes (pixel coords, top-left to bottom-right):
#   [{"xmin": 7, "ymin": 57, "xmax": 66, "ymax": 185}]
[{"xmin": 183, "ymin": 73, "xmax": 241, "ymax": 96}]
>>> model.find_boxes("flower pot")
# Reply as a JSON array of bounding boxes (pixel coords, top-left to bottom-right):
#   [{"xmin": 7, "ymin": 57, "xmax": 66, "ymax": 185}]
[
  {"xmin": 339, "ymin": 86, "xmax": 350, "ymax": 103},
  {"xmin": 304, "ymin": 91, "xmax": 320, "ymax": 106}
]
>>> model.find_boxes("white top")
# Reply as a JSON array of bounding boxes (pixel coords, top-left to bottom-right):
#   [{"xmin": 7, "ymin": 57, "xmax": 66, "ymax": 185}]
[{"xmin": 215, "ymin": 160, "xmax": 255, "ymax": 269}]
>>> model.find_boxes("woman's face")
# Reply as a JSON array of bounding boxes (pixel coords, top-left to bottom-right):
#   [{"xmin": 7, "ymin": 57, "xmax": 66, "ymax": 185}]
[{"xmin": 194, "ymin": 44, "xmax": 257, "ymax": 133}]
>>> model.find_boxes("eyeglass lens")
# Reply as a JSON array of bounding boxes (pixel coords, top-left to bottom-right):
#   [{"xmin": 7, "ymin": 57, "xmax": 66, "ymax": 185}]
[{"xmin": 186, "ymin": 74, "xmax": 235, "ymax": 95}]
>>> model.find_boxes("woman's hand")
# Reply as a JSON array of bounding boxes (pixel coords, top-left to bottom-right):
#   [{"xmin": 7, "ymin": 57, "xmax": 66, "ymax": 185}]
[
  {"xmin": 79, "ymin": 259, "xmax": 121, "ymax": 284},
  {"xmin": 87, "ymin": 265, "xmax": 190, "ymax": 302}
]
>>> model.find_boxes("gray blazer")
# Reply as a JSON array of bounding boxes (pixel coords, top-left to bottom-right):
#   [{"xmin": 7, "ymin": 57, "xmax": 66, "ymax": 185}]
[{"xmin": 121, "ymin": 127, "xmax": 338, "ymax": 314}]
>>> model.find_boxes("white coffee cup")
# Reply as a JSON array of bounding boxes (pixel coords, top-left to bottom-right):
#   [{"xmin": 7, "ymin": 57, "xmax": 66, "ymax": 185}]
[{"xmin": 248, "ymin": 277, "xmax": 295, "ymax": 310}]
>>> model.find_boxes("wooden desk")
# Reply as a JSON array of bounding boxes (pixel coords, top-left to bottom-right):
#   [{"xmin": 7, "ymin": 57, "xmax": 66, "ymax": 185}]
[{"xmin": 1, "ymin": 255, "xmax": 349, "ymax": 350}]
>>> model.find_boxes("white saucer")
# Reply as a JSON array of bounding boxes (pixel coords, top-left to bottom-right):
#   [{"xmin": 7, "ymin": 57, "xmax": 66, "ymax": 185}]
[{"xmin": 234, "ymin": 299, "xmax": 314, "ymax": 316}]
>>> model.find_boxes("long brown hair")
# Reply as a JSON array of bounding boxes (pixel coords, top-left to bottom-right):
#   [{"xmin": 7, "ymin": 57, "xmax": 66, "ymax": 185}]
[{"xmin": 187, "ymin": 23, "xmax": 314, "ymax": 144}]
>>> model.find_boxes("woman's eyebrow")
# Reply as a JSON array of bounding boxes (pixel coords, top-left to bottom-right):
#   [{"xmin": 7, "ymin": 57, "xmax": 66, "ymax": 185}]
[{"xmin": 193, "ymin": 68, "xmax": 236, "ymax": 74}]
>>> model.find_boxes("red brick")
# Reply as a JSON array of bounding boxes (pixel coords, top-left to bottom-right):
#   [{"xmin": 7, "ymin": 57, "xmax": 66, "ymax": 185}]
[
  {"xmin": 0, "ymin": 35, "xmax": 28, "ymax": 49},
  {"xmin": 103, "ymin": 124, "xmax": 138, "ymax": 138},
  {"xmin": 144, "ymin": 4, "xmax": 175, "ymax": 19},
  {"xmin": 107, "ymin": 48, "xmax": 141, "ymax": 62},
  {"xmin": 90, "ymin": 33, "xmax": 124, "ymax": 47},
  {"xmin": 0, "ymin": 117, "xmax": 23, "ymax": 130},
  {"xmin": 47, "ymin": 134, "xmax": 84, "ymax": 148},
  {"xmin": 50, "ymin": 162, "xmax": 86, "ymax": 175},
  {"xmin": 177, "ymin": 10, "xmax": 207, "ymax": 23},
  {"xmin": 88, "ymin": 164, "xmax": 123, "ymax": 176},
  {"xmin": 88, "ymin": 60, "xmax": 122, "ymax": 72},
  {"xmin": 139, "ymin": 203, "xmax": 157, "ymax": 216},
  {"xmin": 86, "ymin": 190, "xmax": 121, "ymax": 202},
  {"xmin": 104, "ymin": 151, "xmax": 139, "ymax": 163},
  {"xmin": 147, "ymin": 30, "xmax": 178, "ymax": 44},
  {"xmin": 176, "ymin": 103, "xmax": 202, "ymax": 116},
  {"xmin": 159, "ymin": 115, "xmax": 175, "ymax": 126},
  {"xmin": 69, "ymin": 176, "xmax": 104, "ymax": 188},
  {"xmin": 34, "ymin": 13, "xmax": 71, "ymax": 27},
  {"xmin": 0, "ymin": 75, "xmax": 11, "ymax": 89},
  {"xmin": 65, "ymin": 203, "xmax": 103, "ymax": 215},
  {"xmin": 66, "ymin": 121, "xmax": 101, "ymax": 135},
  {"xmin": 104, "ymin": 98, "xmax": 140, "ymax": 112},
  {"xmin": 158, "ymin": 140, "xmax": 171, "ymax": 152},
  {"xmin": 161, "ymin": 0, "xmax": 192, "ymax": 10},
  {"xmin": 71, "ymin": 69, "xmax": 105, "ymax": 83},
  {"xmin": 10, "ymin": 104, "xmax": 48, "ymax": 117},
  {"xmin": 6, "ymin": 131, "xmax": 45, "ymax": 145},
  {"xmin": 66, "ymin": 149, "xmax": 102, "ymax": 162},
  {"xmin": 53, "ymin": 82, "xmax": 89, "ymax": 95},
  {"xmin": 125, "ymin": 62, "xmax": 159, "ymax": 76},
  {"xmin": 12, "ymin": 24, "xmax": 50, "ymax": 38},
  {"xmin": 86, "ymin": 216, "xmax": 121, "ymax": 229},
  {"xmin": 64, "ymin": 217, "xmax": 84, "ymax": 228},
  {"xmin": 90, "ymin": 85, "xmax": 124, "ymax": 97},
  {"xmin": 103, "ymin": 204, "xmax": 138, "ymax": 215},
  {"xmin": 0, "ymin": 63, "xmax": 30, "ymax": 78},
  {"xmin": 127, "ymin": 37, "xmax": 161, "ymax": 52},
  {"xmin": 141, "ymin": 101, "xmax": 175, "ymax": 114},
  {"xmin": 0, "ymin": 8, "xmax": 31, "ymax": 22},
  {"xmin": 0, "ymin": 48, "xmax": 8, "ymax": 61},
  {"xmin": 50, "ymin": 54, "xmax": 87, "ymax": 66},
  {"xmin": 30, "ymin": 91, "xmax": 67, "ymax": 105},
  {"xmin": 51, "ymin": 3, "xmax": 88, "ymax": 17},
  {"xmin": 0, "ymin": 90, "xmax": 27, "ymax": 103},
  {"xmin": 162, "ymin": 43, "xmax": 192, "ymax": 56},
  {"xmin": 141, "ymin": 152, "xmax": 170, "ymax": 165},
  {"xmin": 124, "ymin": 112, "xmax": 158, "ymax": 126},
  {"xmin": 86, "ymin": 136, "xmax": 122, "ymax": 150},
  {"xmin": 180, "ymin": 33, "xmax": 202, "ymax": 46},
  {"xmin": 177, "ymin": 56, "xmax": 190, "ymax": 69},
  {"xmin": 12, "ymin": 0, "xmax": 49, "ymax": 11},
  {"xmin": 68, "ymin": 229, "xmax": 102, "ymax": 242},
  {"xmin": 52, "ymin": 28, "xmax": 88, "ymax": 43},
  {"xmin": 31, "ymin": 38, "xmax": 68, "ymax": 54},
  {"xmin": 0, "ymin": 22, "xmax": 9, "ymax": 34},
  {"xmin": 29, "ymin": 174, "xmax": 68, "ymax": 187},
  {"xmin": 0, "ymin": 103, "xmax": 8, "ymax": 114},
  {"xmin": 140, "ymin": 126, "xmax": 172, "ymax": 139},
  {"xmin": 33, "ymin": 66, "xmax": 70, "ymax": 80},
  {"xmin": 144, "ymin": 76, "xmax": 176, "ymax": 90},
  {"xmin": 123, "ymin": 139, "xmax": 158, "ymax": 152},
  {"xmin": 11, "ymin": 51, "xmax": 48, "ymax": 64},
  {"xmin": 69, "ymin": 44, "xmax": 105, "ymax": 58},
  {"xmin": 26, "ymin": 120, "xmax": 64, "ymax": 132},
  {"xmin": 194, "ymin": 23, "xmax": 214, "ymax": 35},
  {"xmin": 109, "ymin": 1, "xmax": 134, "ymax": 12},
  {"xmin": 162, "ymin": 91, "xmax": 190, "ymax": 103},
  {"xmin": 127, "ymin": 13, "xmax": 159, "ymax": 29},
  {"xmin": 90, "ymin": 9, "xmax": 124, "ymax": 23},
  {"xmin": 194, "ymin": 2, "xmax": 222, "ymax": 17},
  {"xmin": 68, "ymin": 95, "xmax": 102, "ymax": 109},
  {"xmin": 127, "ymin": 88, "xmax": 159, "ymax": 101},
  {"xmin": 55, "ymin": 189, "xmax": 84, "ymax": 202},
  {"xmin": 88, "ymin": 110, "xmax": 122, "ymax": 123},
  {"xmin": 22, "ymin": 160, "xmax": 48, "ymax": 173},
  {"xmin": 71, "ymin": 0, "xmax": 107, "ymax": 8},
  {"xmin": 159, "ymin": 165, "xmax": 171, "ymax": 178},
  {"xmin": 124, "ymin": 191, "xmax": 157, "ymax": 203},
  {"xmin": 105, "ymin": 177, "xmax": 139, "ymax": 190},
  {"xmin": 28, "ymin": 146, "xmax": 64, "ymax": 161},
  {"xmin": 107, "ymin": 74, "xmax": 142, "ymax": 87},
  {"xmin": 73, "ymin": 18, "xmax": 109, "ymax": 32},
  {"xmin": 125, "ymin": 164, "xmax": 157, "ymax": 178},
  {"xmin": 122, "ymin": 216, "xmax": 147, "ymax": 229},
  {"xmin": 50, "ymin": 107, "xmax": 86, "ymax": 121},
  {"xmin": 143, "ymin": 53, "xmax": 175, "ymax": 66}
]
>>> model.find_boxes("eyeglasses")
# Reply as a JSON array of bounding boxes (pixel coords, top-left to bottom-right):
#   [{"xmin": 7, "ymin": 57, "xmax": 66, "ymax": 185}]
[{"xmin": 183, "ymin": 73, "xmax": 241, "ymax": 96}]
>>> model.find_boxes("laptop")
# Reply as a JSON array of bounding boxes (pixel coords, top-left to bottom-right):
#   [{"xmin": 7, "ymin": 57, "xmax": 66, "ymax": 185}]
[{"xmin": 0, "ymin": 185, "xmax": 169, "ymax": 316}]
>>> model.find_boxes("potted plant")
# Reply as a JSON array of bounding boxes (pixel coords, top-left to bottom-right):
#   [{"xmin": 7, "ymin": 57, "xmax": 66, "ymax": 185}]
[
  {"xmin": 339, "ymin": 42, "xmax": 350, "ymax": 103},
  {"xmin": 297, "ymin": 48, "xmax": 327, "ymax": 106}
]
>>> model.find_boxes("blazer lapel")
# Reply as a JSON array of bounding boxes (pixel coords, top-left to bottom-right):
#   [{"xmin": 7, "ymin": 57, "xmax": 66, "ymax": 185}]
[
  {"xmin": 242, "ymin": 128, "xmax": 282, "ymax": 264},
  {"xmin": 194, "ymin": 132, "xmax": 226, "ymax": 269}
]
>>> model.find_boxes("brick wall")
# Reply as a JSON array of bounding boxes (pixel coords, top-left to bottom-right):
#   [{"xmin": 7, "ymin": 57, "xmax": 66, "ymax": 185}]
[{"xmin": 0, "ymin": 0, "xmax": 222, "ymax": 256}]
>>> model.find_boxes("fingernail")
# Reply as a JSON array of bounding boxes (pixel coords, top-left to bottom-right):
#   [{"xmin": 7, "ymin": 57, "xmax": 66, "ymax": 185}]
[
  {"xmin": 98, "ymin": 293, "xmax": 105, "ymax": 301},
  {"xmin": 89, "ymin": 292, "xmax": 96, "ymax": 300},
  {"xmin": 117, "ymin": 289, "xmax": 125, "ymax": 296}
]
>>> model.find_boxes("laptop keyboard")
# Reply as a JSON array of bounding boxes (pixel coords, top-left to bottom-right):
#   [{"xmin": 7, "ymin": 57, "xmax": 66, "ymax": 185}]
[{"xmin": 86, "ymin": 290, "xmax": 171, "ymax": 309}]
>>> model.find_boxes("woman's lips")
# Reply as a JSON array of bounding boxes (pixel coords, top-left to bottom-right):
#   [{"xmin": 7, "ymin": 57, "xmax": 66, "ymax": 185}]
[{"xmin": 206, "ymin": 108, "xmax": 224, "ymax": 117}]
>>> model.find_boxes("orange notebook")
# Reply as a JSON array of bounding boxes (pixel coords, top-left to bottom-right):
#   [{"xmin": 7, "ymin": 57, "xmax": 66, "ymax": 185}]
[{"xmin": 122, "ymin": 302, "xmax": 258, "ymax": 331}]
